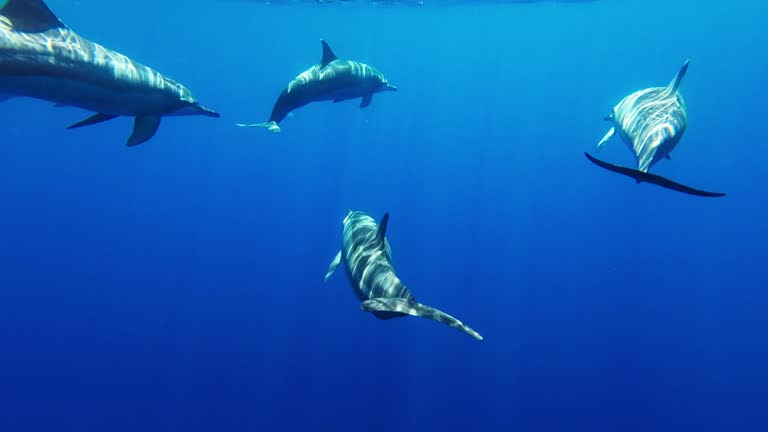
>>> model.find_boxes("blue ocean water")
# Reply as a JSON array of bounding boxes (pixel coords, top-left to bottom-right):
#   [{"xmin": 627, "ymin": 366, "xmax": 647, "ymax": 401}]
[{"xmin": 1, "ymin": 0, "xmax": 767, "ymax": 430}]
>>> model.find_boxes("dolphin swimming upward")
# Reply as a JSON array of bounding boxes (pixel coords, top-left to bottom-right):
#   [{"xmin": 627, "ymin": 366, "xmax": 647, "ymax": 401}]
[
  {"xmin": 324, "ymin": 211, "xmax": 483, "ymax": 341},
  {"xmin": 585, "ymin": 60, "xmax": 725, "ymax": 197},
  {"xmin": 236, "ymin": 40, "xmax": 396, "ymax": 133},
  {"xmin": 0, "ymin": 0, "xmax": 220, "ymax": 146}
]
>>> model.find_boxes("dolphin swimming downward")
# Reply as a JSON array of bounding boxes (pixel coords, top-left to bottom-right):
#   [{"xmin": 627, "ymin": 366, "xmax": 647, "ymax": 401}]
[
  {"xmin": 584, "ymin": 60, "xmax": 725, "ymax": 197},
  {"xmin": 325, "ymin": 211, "xmax": 483, "ymax": 341},
  {"xmin": 236, "ymin": 40, "xmax": 396, "ymax": 133},
  {"xmin": 0, "ymin": 0, "xmax": 220, "ymax": 146}
]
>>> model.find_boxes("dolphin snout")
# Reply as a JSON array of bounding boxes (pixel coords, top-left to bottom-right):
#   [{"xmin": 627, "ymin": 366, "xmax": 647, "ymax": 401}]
[
  {"xmin": 175, "ymin": 102, "xmax": 221, "ymax": 118},
  {"xmin": 197, "ymin": 104, "xmax": 221, "ymax": 118},
  {"xmin": 385, "ymin": 84, "xmax": 398, "ymax": 92}
]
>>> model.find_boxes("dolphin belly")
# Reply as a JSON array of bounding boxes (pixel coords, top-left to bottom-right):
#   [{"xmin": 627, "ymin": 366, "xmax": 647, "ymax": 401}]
[
  {"xmin": 315, "ymin": 86, "xmax": 368, "ymax": 102},
  {"xmin": 0, "ymin": 75, "xmax": 178, "ymax": 115}
]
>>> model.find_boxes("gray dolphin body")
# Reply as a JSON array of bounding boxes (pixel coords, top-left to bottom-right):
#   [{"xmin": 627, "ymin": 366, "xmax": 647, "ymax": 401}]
[
  {"xmin": 237, "ymin": 40, "xmax": 396, "ymax": 133},
  {"xmin": 0, "ymin": 0, "xmax": 219, "ymax": 146},
  {"xmin": 324, "ymin": 211, "xmax": 483, "ymax": 341},
  {"xmin": 585, "ymin": 60, "xmax": 724, "ymax": 197}
]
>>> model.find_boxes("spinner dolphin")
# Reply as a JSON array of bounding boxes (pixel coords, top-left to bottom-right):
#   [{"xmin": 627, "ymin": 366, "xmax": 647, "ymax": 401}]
[
  {"xmin": 236, "ymin": 40, "xmax": 396, "ymax": 133},
  {"xmin": 585, "ymin": 60, "xmax": 724, "ymax": 197},
  {"xmin": 0, "ymin": 0, "xmax": 219, "ymax": 146},
  {"xmin": 324, "ymin": 211, "xmax": 483, "ymax": 341}
]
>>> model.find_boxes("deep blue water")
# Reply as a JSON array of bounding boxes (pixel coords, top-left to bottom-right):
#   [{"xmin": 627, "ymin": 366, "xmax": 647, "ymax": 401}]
[{"xmin": 1, "ymin": 0, "xmax": 767, "ymax": 431}]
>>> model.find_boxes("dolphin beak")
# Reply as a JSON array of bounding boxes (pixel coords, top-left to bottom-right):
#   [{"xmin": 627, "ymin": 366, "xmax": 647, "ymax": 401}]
[
  {"xmin": 385, "ymin": 84, "xmax": 398, "ymax": 92},
  {"xmin": 197, "ymin": 104, "xmax": 221, "ymax": 118}
]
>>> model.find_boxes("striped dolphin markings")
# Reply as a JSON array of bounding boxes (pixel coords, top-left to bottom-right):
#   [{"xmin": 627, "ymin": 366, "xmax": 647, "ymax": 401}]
[
  {"xmin": 585, "ymin": 60, "xmax": 725, "ymax": 197},
  {"xmin": 0, "ymin": 0, "xmax": 219, "ymax": 146},
  {"xmin": 236, "ymin": 40, "xmax": 396, "ymax": 133},
  {"xmin": 324, "ymin": 211, "xmax": 483, "ymax": 341}
]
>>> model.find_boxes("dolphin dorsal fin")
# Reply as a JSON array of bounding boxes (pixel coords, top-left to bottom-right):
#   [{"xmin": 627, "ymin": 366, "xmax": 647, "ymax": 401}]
[
  {"xmin": 0, "ymin": 0, "xmax": 66, "ymax": 32},
  {"xmin": 375, "ymin": 213, "xmax": 390, "ymax": 245},
  {"xmin": 320, "ymin": 40, "xmax": 338, "ymax": 68},
  {"xmin": 667, "ymin": 59, "xmax": 690, "ymax": 95}
]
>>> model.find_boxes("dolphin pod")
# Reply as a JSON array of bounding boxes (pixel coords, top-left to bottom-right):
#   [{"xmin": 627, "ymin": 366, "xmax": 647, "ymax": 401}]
[
  {"xmin": 324, "ymin": 211, "xmax": 483, "ymax": 341},
  {"xmin": 235, "ymin": 40, "xmax": 397, "ymax": 133},
  {"xmin": 0, "ymin": 0, "xmax": 220, "ymax": 146},
  {"xmin": 1, "ymin": 0, "xmax": 729, "ymax": 341}
]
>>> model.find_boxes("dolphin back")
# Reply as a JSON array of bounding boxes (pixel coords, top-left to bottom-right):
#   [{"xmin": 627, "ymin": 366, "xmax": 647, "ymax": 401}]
[
  {"xmin": 361, "ymin": 297, "xmax": 483, "ymax": 341},
  {"xmin": 610, "ymin": 61, "xmax": 691, "ymax": 172}
]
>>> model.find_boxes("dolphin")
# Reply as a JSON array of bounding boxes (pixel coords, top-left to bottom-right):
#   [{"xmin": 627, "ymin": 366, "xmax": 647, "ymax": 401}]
[
  {"xmin": 236, "ymin": 40, "xmax": 396, "ymax": 133},
  {"xmin": 0, "ymin": 0, "xmax": 220, "ymax": 146},
  {"xmin": 585, "ymin": 60, "xmax": 725, "ymax": 197},
  {"xmin": 324, "ymin": 211, "xmax": 483, "ymax": 341}
]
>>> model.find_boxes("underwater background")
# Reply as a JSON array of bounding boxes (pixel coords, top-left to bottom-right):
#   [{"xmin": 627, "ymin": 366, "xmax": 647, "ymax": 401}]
[{"xmin": 1, "ymin": 0, "xmax": 767, "ymax": 430}]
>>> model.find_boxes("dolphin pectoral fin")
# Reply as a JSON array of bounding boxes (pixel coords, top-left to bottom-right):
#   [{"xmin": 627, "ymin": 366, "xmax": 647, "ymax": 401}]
[
  {"xmin": 1, "ymin": 0, "xmax": 66, "ymax": 33},
  {"xmin": 596, "ymin": 127, "xmax": 615, "ymax": 150},
  {"xmin": 66, "ymin": 113, "xmax": 118, "ymax": 129},
  {"xmin": 324, "ymin": 251, "xmax": 342, "ymax": 283},
  {"xmin": 126, "ymin": 115, "xmax": 161, "ymax": 146},
  {"xmin": 235, "ymin": 121, "xmax": 280, "ymax": 133},
  {"xmin": 584, "ymin": 152, "xmax": 725, "ymax": 197},
  {"xmin": 361, "ymin": 298, "xmax": 484, "ymax": 341},
  {"xmin": 360, "ymin": 94, "xmax": 373, "ymax": 108}
]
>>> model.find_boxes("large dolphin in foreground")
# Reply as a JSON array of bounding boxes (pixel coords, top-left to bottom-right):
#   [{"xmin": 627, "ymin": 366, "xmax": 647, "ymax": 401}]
[
  {"xmin": 0, "ymin": 0, "xmax": 220, "ymax": 146},
  {"xmin": 324, "ymin": 211, "xmax": 483, "ymax": 341},
  {"xmin": 236, "ymin": 40, "xmax": 396, "ymax": 133},
  {"xmin": 585, "ymin": 60, "xmax": 725, "ymax": 197}
]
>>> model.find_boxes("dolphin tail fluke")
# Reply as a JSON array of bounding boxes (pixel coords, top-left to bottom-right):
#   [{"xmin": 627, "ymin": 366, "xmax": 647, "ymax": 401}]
[
  {"xmin": 596, "ymin": 127, "xmax": 615, "ymax": 150},
  {"xmin": 584, "ymin": 152, "xmax": 725, "ymax": 197},
  {"xmin": 361, "ymin": 298, "xmax": 483, "ymax": 341},
  {"xmin": 667, "ymin": 59, "xmax": 690, "ymax": 95},
  {"xmin": 66, "ymin": 113, "xmax": 117, "ymax": 129},
  {"xmin": 235, "ymin": 121, "xmax": 280, "ymax": 133},
  {"xmin": 127, "ymin": 116, "xmax": 161, "ymax": 146}
]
